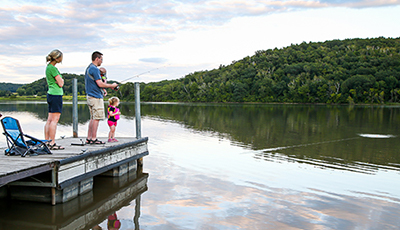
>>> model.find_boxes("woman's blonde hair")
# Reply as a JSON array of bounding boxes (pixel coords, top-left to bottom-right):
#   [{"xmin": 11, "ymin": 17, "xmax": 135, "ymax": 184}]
[
  {"xmin": 108, "ymin": 97, "xmax": 119, "ymax": 106},
  {"xmin": 46, "ymin": 49, "xmax": 63, "ymax": 63}
]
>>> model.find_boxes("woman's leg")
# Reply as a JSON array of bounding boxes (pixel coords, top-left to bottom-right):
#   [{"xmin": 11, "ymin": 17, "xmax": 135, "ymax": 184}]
[
  {"xmin": 47, "ymin": 112, "xmax": 61, "ymax": 145},
  {"xmin": 45, "ymin": 116, "xmax": 50, "ymax": 141}
]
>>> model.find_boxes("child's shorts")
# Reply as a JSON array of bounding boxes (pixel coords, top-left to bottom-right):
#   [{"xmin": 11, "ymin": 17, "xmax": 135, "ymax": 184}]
[{"xmin": 108, "ymin": 120, "xmax": 118, "ymax": 127}]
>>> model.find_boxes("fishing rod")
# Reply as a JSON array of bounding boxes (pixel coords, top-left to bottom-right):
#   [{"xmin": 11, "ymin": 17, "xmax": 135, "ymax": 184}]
[
  {"xmin": 110, "ymin": 64, "xmax": 168, "ymax": 94},
  {"xmin": 118, "ymin": 65, "xmax": 169, "ymax": 84}
]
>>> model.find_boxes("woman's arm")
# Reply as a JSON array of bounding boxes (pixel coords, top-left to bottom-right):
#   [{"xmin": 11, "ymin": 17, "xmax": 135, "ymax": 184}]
[{"xmin": 54, "ymin": 75, "xmax": 64, "ymax": 88}]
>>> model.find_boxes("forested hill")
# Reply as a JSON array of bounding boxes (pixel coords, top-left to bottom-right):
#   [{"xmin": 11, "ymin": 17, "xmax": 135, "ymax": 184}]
[
  {"xmin": 129, "ymin": 37, "xmax": 400, "ymax": 104},
  {"xmin": 0, "ymin": 82, "xmax": 24, "ymax": 95},
  {"xmin": 6, "ymin": 37, "xmax": 400, "ymax": 104},
  {"xmin": 16, "ymin": 74, "xmax": 86, "ymax": 96}
]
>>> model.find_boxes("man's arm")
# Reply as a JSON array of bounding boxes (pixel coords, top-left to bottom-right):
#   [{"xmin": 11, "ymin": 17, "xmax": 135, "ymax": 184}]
[{"xmin": 95, "ymin": 79, "xmax": 118, "ymax": 89}]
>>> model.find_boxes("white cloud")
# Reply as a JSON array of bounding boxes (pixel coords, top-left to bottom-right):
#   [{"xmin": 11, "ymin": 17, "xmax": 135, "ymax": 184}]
[{"xmin": 0, "ymin": 0, "xmax": 399, "ymax": 84}]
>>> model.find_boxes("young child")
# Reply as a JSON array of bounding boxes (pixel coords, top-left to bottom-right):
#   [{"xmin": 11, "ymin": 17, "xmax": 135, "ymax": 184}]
[
  {"xmin": 99, "ymin": 67, "xmax": 108, "ymax": 96},
  {"xmin": 107, "ymin": 97, "xmax": 121, "ymax": 142}
]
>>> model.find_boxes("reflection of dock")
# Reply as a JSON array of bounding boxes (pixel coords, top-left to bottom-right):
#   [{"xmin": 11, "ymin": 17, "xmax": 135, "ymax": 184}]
[
  {"xmin": 0, "ymin": 172, "xmax": 148, "ymax": 229},
  {"xmin": 0, "ymin": 137, "xmax": 148, "ymax": 204}
]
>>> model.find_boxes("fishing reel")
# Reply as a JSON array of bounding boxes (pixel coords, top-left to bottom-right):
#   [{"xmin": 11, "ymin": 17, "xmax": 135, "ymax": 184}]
[{"xmin": 114, "ymin": 85, "xmax": 120, "ymax": 91}]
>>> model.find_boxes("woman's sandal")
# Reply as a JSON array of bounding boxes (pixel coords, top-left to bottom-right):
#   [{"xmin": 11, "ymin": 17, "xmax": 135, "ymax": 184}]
[
  {"xmin": 49, "ymin": 143, "xmax": 65, "ymax": 150},
  {"xmin": 90, "ymin": 139, "xmax": 105, "ymax": 145}
]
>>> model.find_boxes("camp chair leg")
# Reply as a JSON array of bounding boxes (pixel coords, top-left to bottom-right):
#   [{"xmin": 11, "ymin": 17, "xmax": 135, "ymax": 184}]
[{"xmin": 21, "ymin": 149, "xmax": 32, "ymax": 157}]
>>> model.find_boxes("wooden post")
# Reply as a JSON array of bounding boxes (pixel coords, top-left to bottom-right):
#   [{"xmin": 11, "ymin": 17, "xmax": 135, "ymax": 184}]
[
  {"xmin": 135, "ymin": 82, "xmax": 141, "ymax": 139},
  {"xmin": 72, "ymin": 78, "xmax": 78, "ymax": 137},
  {"xmin": 51, "ymin": 187, "xmax": 56, "ymax": 205},
  {"xmin": 134, "ymin": 195, "xmax": 141, "ymax": 230}
]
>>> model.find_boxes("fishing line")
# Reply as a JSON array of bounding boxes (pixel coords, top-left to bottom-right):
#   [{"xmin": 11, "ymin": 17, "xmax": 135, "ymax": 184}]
[
  {"xmin": 113, "ymin": 64, "xmax": 169, "ymax": 98},
  {"xmin": 260, "ymin": 137, "xmax": 360, "ymax": 152},
  {"xmin": 118, "ymin": 64, "xmax": 169, "ymax": 83}
]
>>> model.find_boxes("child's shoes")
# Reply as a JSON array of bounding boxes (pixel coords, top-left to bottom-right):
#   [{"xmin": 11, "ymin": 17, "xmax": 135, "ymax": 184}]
[
  {"xmin": 112, "ymin": 138, "xmax": 118, "ymax": 142},
  {"xmin": 108, "ymin": 139, "xmax": 113, "ymax": 143}
]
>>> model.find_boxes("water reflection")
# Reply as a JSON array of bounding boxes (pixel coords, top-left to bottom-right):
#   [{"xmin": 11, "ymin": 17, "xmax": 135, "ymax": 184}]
[
  {"xmin": 144, "ymin": 140, "xmax": 400, "ymax": 229},
  {"xmin": 0, "ymin": 101, "xmax": 91, "ymax": 125},
  {"xmin": 139, "ymin": 103, "xmax": 400, "ymax": 170},
  {"xmin": 0, "ymin": 172, "xmax": 148, "ymax": 229},
  {"xmin": 1, "ymin": 102, "xmax": 400, "ymax": 172},
  {"xmin": 1, "ymin": 102, "xmax": 400, "ymax": 229}
]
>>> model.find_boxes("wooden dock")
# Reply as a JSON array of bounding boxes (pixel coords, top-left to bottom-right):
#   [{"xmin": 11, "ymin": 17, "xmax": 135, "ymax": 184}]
[{"xmin": 0, "ymin": 137, "xmax": 148, "ymax": 205}]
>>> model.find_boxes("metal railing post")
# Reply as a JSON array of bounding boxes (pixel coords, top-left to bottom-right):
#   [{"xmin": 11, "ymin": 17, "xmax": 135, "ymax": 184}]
[
  {"xmin": 72, "ymin": 78, "xmax": 78, "ymax": 137},
  {"xmin": 134, "ymin": 82, "xmax": 141, "ymax": 139}
]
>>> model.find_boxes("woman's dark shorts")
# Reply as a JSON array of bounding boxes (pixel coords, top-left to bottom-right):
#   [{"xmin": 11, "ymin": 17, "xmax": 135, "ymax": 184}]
[{"xmin": 47, "ymin": 94, "xmax": 63, "ymax": 113}]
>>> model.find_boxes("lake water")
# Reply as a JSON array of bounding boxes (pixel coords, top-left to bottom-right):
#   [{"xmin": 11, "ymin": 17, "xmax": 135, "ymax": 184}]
[{"xmin": 0, "ymin": 101, "xmax": 399, "ymax": 229}]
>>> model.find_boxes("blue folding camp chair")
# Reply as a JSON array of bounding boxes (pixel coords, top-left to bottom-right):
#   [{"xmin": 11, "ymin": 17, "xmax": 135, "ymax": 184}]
[{"xmin": 1, "ymin": 116, "xmax": 52, "ymax": 157}]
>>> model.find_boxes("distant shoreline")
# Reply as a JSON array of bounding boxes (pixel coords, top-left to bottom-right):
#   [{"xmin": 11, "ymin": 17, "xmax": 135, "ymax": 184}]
[
  {"xmin": 1, "ymin": 96, "xmax": 400, "ymax": 106},
  {"xmin": 0, "ymin": 95, "xmax": 87, "ymax": 101}
]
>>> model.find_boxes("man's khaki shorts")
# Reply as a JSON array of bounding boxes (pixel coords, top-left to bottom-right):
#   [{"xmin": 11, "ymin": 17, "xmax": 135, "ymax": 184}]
[{"xmin": 87, "ymin": 96, "xmax": 105, "ymax": 120}]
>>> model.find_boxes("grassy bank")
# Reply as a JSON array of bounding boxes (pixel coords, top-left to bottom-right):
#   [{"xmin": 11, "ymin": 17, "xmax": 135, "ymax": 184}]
[
  {"xmin": 0, "ymin": 95, "xmax": 87, "ymax": 101},
  {"xmin": 1, "ymin": 95, "xmax": 400, "ymax": 106}
]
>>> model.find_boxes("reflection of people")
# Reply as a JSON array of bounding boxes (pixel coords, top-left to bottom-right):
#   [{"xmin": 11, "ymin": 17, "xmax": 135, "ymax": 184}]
[
  {"xmin": 107, "ymin": 97, "xmax": 121, "ymax": 142},
  {"xmin": 85, "ymin": 51, "xmax": 118, "ymax": 145},
  {"xmin": 91, "ymin": 212, "xmax": 120, "ymax": 230},
  {"xmin": 108, "ymin": 212, "xmax": 121, "ymax": 230},
  {"xmin": 44, "ymin": 49, "xmax": 65, "ymax": 150}
]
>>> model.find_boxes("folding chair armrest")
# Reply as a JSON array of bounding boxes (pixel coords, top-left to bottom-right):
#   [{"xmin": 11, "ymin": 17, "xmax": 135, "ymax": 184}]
[{"xmin": 23, "ymin": 134, "xmax": 49, "ymax": 143}]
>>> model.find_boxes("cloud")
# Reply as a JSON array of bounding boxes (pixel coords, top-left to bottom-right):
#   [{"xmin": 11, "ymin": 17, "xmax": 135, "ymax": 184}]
[
  {"xmin": 139, "ymin": 57, "xmax": 168, "ymax": 63},
  {"xmin": 0, "ymin": 0, "xmax": 399, "ymax": 83},
  {"xmin": 1, "ymin": 0, "xmax": 399, "ymax": 57}
]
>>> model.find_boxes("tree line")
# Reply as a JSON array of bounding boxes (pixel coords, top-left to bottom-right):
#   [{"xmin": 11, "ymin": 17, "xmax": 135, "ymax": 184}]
[
  {"xmin": 13, "ymin": 74, "xmax": 118, "ymax": 98},
  {"xmin": 5, "ymin": 37, "xmax": 400, "ymax": 104},
  {"xmin": 15, "ymin": 74, "xmax": 86, "ymax": 96},
  {"xmin": 132, "ymin": 37, "xmax": 400, "ymax": 104},
  {"xmin": 0, "ymin": 82, "xmax": 23, "ymax": 97}
]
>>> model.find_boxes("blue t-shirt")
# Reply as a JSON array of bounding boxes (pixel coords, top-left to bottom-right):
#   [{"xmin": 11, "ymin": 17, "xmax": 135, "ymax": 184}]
[{"xmin": 85, "ymin": 63, "xmax": 103, "ymax": 98}]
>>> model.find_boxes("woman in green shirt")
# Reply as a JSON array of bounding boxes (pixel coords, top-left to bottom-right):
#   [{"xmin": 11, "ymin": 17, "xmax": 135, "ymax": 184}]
[{"xmin": 44, "ymin": 49, "xmax": 65, "ymax": 150}]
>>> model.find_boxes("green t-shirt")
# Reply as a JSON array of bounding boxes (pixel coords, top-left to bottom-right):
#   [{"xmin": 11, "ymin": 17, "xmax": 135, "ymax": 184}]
[{"xmin": 46, "ymin": 64, "xmax": 63, "ymax": 95}]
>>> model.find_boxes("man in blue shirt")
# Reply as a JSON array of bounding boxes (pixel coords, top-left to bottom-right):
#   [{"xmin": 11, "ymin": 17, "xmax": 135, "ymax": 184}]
[{"xmin": 85, "ymin": 51, "xmax": 118, "ymax": 144}]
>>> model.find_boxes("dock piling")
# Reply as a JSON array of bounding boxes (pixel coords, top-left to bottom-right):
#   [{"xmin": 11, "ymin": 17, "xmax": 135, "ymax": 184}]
[
  {"xmin": 135, "ymin": 82, "xmax": 141, "ymax": 139},
  {"xmin": 72, "ymin": 78, "xmax": 78, "ymax": 138}
]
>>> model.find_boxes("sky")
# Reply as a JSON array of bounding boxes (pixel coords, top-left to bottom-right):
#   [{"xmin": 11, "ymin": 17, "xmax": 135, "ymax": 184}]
[{"xmin": 0, "ymin": 0, "xmax": 399, "ymax": 84}]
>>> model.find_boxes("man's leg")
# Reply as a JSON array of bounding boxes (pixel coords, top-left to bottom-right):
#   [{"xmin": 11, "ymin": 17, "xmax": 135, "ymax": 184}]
[
  {"xmin": 90, "ymin": 119, "xmax": 100, "ymax": 141},
  {"xmin": 87, "ymin": 96, "xmax": 105, "ymax": 143},
  {"xmin": 87, "ymin": 119, "xmax": 93, "ymax": 141},
  {"xmin": 87, "ymin": 96, "xmax": 94, "ymax": 142}
]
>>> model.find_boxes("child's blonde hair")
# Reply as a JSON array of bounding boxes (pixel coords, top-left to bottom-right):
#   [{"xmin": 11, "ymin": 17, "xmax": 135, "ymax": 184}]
[{"xmin": 108, "ymin": 97, "xmax": 119, "ymax": 106}]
